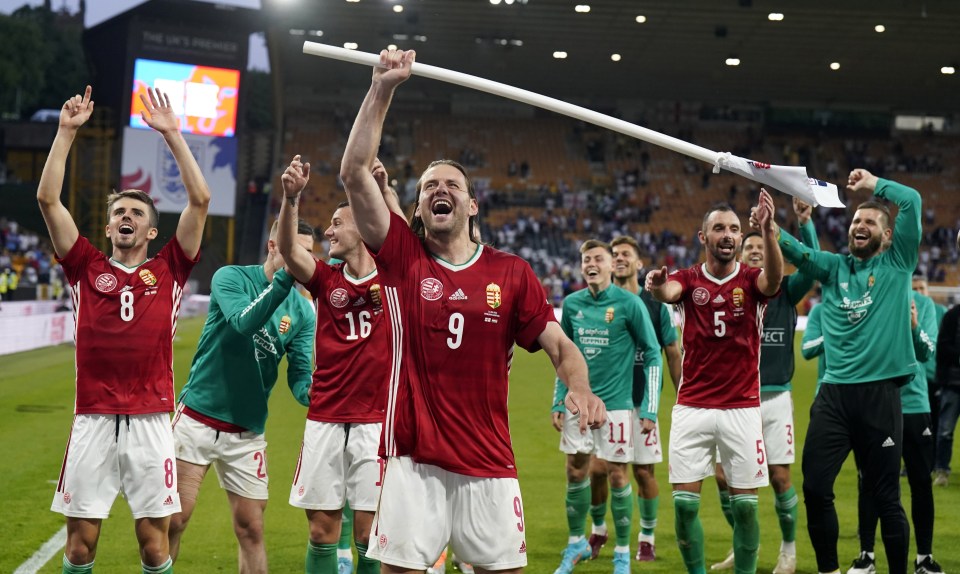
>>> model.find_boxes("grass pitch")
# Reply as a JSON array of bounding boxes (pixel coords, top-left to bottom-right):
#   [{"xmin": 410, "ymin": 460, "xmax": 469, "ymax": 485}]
[{"xmin": 2, "ymin": 316, "xmax": 959, "ymax": 573}]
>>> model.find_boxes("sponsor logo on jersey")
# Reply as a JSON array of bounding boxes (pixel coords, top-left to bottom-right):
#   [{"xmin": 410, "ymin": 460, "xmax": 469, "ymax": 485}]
[
  {"xmin": 732, "ymin": 287, "xmax": 744, "ymax": 308},
  {"xmin": 449, "ymin": 288, "xmax": 468, "ymax": 301},
  {"xmin": 712, "ymin": 294, "xmax": 726, "ymax": 304},
  {"xmin": 163, "ymin": 495, "xmax": 175, "ymax": 506},
  {"xmin": 139, "ymin": 268, "xmax": 157, "ymax": 286},
  {"xmin": 692, "ymin": 287, "xmax": 710, "ymax": 306},
  {"xmin": 519, "ymin": 541, "xmax": 527, "ymax": 554},
  {"xmin": 369, "ymin": 283, "xmax": 382, "ymax": 306},
  {"xmin": 95, "ymin": 273, "xmax": 118, "ymax": 293},
  {"xmin": 605, "ymin": 306, "xmax": 615, "ymax": 323},
  {"xmin": 420, "ymin": 278, "xmax": 444, "ymax": 301},
  {"xmin": 353, "ymin": 297, "xmax": 366, "ymax": 307},
  {"xmin": 330, "ymin": 287, "xmax": 350, "ymax": 308},
  {"xmin": 486, "ymin": 283, "xmax": 502, "ymax": 309},
  {"xmin": 279, "ymin": 315, "xmax": 291, "ymax": 334}
]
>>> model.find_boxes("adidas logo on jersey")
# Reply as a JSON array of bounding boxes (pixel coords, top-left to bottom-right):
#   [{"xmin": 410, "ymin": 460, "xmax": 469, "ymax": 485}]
[
  {"xmin": 353, "ymin": 297, "xmax": 366, "ymax": 307},
  {"xmin": 519, "ymin": 541, "xmax": 527, "ymax": 554},
  {"xmin": 754, "ymin": 468, "xmax": 765, "ymax": 479},
  {"xmin": 923, "ymin": 427, "xmax": 933, "ymax": 437},
  {"xmin": 882, "ymin": 436, "xmax": 895, "ymax": 447},
  {"xmin": 449, "ymin": 288, "xmax": 468, "ymax": 301},
  {"xmin": 712, "ymin": 294, "xmax": 725, "ymax": 304},
  {"xmin": 163, "ymin": 495, "xmax": 174, "ymax": 506},
  {"xmin": 615, "ymin": 447, "xmax": 626, "ymax": 456},
  {"xmin": 787, "ymin": 449, "xmax": 794, "ymax": 456},
  {"xmin": 575, "ymin": 310, "xmax": 584, "ymax": 319}
]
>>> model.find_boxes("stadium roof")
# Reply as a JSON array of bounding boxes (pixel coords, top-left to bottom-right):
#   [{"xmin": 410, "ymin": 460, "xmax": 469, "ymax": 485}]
[{"xmin": 264, "ymin": 0, "xmax": 960, "ymax": 114}]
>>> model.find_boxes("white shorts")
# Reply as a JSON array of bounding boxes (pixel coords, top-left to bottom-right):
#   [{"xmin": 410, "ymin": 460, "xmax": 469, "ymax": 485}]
[
  {"xmin": 669, "ymin": 405, "xmax": 769, "ymax": 489},
  {"xmin": 289, "ymin": 420, "xmax": 382, "ymax": 512},
  {"xmin": 172, "ymin": 411, "xmax": 269, "ymax": 499},
  {"xmin": 367, "ymin": 457, "xmax": 527, "ymax": 571},
  {"xmin": 559, "ymin": 409, "xmax": 633, "ymax": 463},
  {"xmin": 760, "ymin": 390, "xmax": 796, "ymax": 465},
  {"xmin": 631, "ymin": 416, "xmax": 663, "ymax": 465},
  {"xmin": 51, "ymin": 413, "xmax": 181, "ymax": 519}
]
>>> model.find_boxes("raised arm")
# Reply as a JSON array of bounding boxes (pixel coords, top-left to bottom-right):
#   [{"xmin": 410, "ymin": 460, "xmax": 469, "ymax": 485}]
[
  {"xmin": 537, "ymin": 322, "xmax": 605, "ymax": 433},
  {"xmin": 755, "ymin": 188, "xmax": 784, "ymax": 297},
  {"xmin": 37, "ymin": 87, "xmax": 92, "ymax": 257},
  {"xmin": 858, "ymin": 171, "xmax": 922, "ymax": 270},
  {"xmin": 278, "ymin": 155, "xmax": 318, "ymax": 284},
  {"xmin": 784, "ymin": 198, "xmax": 820, "ymax": 305},
  {"xmin": 139, "ymin": 88, "xmax": 210, "ymax": 259},
  {"xmin": 339, "ymin": 49, "xmax": 415, "ymax": 251},
  {"xmin": 372, "ymin": 158, "xmax": 405, "ymax": 218},
  {"xmin": 212, "ymin": 266, "xmax": 295, "ymax": 337},
  {"xmin": 645, "ymin": 266, "xmax": 682, "ymax": 303}
]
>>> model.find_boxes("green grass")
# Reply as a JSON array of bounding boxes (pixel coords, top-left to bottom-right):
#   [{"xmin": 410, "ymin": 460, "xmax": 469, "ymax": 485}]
[{"xmin": 2, "ymin": 317, "xmax": 959, "ymax": 573}]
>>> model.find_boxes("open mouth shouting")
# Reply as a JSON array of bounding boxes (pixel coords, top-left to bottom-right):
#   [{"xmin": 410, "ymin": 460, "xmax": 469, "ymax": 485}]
[
  {"xmin": 431, "ymin": 198, "xmax": 453, "ymax": 216},
  {"xmin": 118, "ymin": 223, "xmax": 135, "ymax": 237}
]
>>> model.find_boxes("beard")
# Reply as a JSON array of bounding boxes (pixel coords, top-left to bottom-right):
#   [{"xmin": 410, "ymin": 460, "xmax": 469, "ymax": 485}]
[
  {"xmin": 708, "ymin": 241, "xmax": 737, "ymax": 263},
  {"xmin": 848, "ymin": 233, "xmax": 882, "ymax": 258}
]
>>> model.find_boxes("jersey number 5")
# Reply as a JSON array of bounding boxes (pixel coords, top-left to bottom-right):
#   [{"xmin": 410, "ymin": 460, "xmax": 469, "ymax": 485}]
[{"xmin": 713, "ymin": 311, "xmax": 726, "ymax": 337}]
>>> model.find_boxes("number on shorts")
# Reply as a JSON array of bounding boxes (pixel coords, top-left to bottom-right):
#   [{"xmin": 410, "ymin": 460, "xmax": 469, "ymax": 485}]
[
  {"xmin": 513, "ymin": 496, "xmax": 525, "ymax": 532},
  {"xmin": 447, "ymin": 312, "xmax": 464, "ymax": 349},
  {"xmin": 644, "ymin": 426, "xmax": 659, "ymax": 446},
  {"xmin": 376, "ymin": 458, "xmax": 386, "ymax": 487},
  {"xmin": 786, "ymin": 423, "xmax": 794, "ymax": 445},
  {"xmin": 608, "ymin": 421, "xmax": 627, "ymax": 444},
  {"xmin": 345, "ymin": 311, "xmax": 372, "ymax": 340},
  {"xmin": 164, "ymin": 458, "xmax": 174, "ymax": 488},
  {"xmin": 254, "ymin": 451, "xmax": 267, "ymax": 479},
  {"xmin": 120, "ymin": 290, "xmax": 135, "ymax": 322},
  {"xmin": 713, "ymin": 311, "xmax": 726, "ymax": 337},
  {"xmin": 756, "ymin": 440, "xmax": 765, "ymax": 465}
]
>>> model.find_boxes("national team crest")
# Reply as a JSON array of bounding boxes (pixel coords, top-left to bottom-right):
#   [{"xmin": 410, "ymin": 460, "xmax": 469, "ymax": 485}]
[
  {"xmin": 731, "ymin": 287, "xmax": 744, "ymax": 308},
  {"xmin": 279, "ymin": 315, "xmax": 291, "ymax": 334},
  {"xmin": 420, "ymin": 278, "xmax": 443, "ymax": 301},
  {"xmin": 139, "ymin": 268, "xmax": 157, "ymax": 286},
  {"xmin": 329, "ymin": 288, "xmax": 350, "ymax": 308},
  {"xmin": 369, "ymin": 283, "xmax": 382, "ymax": 306},
  {"xmin": 692, "ymin": 287, "xmax": 710, "ymax": 306},
  {"xmin": 868, "ymin": 275, "xmax": 875, "ymax": 288},
  {"xmin": 486, "ymin": 283, "xmax": 502, "ymax": 309},
  {"xmin": 95, "ymin": 273, "xmax": 118, "ymax": 293},
  {"xmin": 605, "ymin": 306, "xmax": 615, "ymax": 323}
]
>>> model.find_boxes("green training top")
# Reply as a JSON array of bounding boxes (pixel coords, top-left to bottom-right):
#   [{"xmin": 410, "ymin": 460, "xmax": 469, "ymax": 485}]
[
  {"xmin": 760, "ymin": 219, "xmax": 820, "ymax": 392},
  {"xmin": 904, "ymin": 291, "xmax": 937, "ymax": 413},
  {"xmin": 552, "ymin": 283, "xmax": 663, "ymax": 418},
  {"xmin": 777, "ymin": 178, "xmax": 921, "ymax": 385},
  {"xmin": 178, "ymin": 265, "xmax": 315, "ymax": 434},
  {"xmin": 801, "ymin": 302, "xmax": 827, "ymax": 395},
  {"xmin": 634, "ymin": 288, "xmax": 678, "ymax": 406}
]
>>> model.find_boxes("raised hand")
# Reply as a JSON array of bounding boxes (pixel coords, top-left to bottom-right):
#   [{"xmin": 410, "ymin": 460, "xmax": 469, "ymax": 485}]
[
  {"xmin": 644, "ymin": 266, "xmax": 669, "ymax": 293},
  {"xmin": 847, "ymin": 168, "xmax": 879, "ymax": 194},
  {"xmin": 59, "ymin": 86, "xmax": 95, "ymax": 131},
  {"xmin": 139, "ymin": 87, "xmax": 179, "ymax": 135},
  {"xmin": 793, "ymin": 196, "xmax": 812, "ymax": 225},
  {"xmin": 374, "ymin": 48, "xmax": 415, "ymax": 90},
  {"xmin": 281, "ymin": 155, "xmax": 311, "ymax": 197},
  {"xmin": 755, "ymin": 188, "xmax": 776, "ymax": 234},
  {"xmin": 372, "ymin": 157, "xmax": 389, "ymax": 194}
]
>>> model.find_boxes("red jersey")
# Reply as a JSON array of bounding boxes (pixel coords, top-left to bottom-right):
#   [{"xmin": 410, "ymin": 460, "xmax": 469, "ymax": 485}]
[
  {"xmin": 375, "ymin": 213, "xmax": 556, "ymax": 478},
  {"xmin": 672, "ymin": 263, "xmax": 769, "ymax": 409},
  {"xmin": 305, "ymin": 261, "xmax": 389, "ymax": 423},
  {"xmin": 59, "ymin": 236, "xmax": 197, "ymax": 415}
]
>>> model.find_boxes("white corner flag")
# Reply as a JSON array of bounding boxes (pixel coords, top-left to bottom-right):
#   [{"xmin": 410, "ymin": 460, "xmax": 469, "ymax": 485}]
[{"xmin": 715, "ymin": 153, "xmax": 844, "ymax": 208}]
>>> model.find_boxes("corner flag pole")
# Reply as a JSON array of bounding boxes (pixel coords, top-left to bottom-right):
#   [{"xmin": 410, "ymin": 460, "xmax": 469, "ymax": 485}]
[{"xmin": 303, "ymin": 41, "xmax": 843, "ymax": 207}]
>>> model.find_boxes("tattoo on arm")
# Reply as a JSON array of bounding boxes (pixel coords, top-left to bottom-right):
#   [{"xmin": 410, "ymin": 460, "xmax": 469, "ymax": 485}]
[{"xmin": 286, "ymin": 195, "xmax": 298, "ymax": 208}]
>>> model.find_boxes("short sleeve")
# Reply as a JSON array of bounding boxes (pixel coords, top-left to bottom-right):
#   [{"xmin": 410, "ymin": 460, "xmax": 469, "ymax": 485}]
[
  {"xmin": 513, "ymin": 259, "xmax": 557, "ymax": 352},
  {"xmin": 56, "ymin": 236, "xmax": 100, "ymax": 284},
  {"xmin": 156, "ymin": 236, "xmax": 200, "ymax": 285},
  {"xmin": 371, "ymin": 212, "xmax": 422, "ymax": 274},
  {"xmin": 305, "ymin": 259, "xmax": 335, "ymax": 299}
]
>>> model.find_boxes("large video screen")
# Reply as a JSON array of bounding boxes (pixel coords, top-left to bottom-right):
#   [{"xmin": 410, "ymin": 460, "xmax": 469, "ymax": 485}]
[{"xmin": 130, "ymin": 58, "xmax": 240, "ymax": 137}]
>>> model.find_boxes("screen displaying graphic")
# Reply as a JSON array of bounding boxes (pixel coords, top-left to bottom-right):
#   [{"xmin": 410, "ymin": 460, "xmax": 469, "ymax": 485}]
[{"xmin": 130, "ymin": 58, "xmax": 240, "ymax": 137}]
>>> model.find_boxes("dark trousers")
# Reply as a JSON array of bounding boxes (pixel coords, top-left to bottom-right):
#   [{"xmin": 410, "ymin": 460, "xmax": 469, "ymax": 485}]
[
  {"xmin": 857, "ymin": 412, "xmax": 935, "ymax": 555},
  {"xmin": 935, "ymin": 387, "xmax": 960, "ymax": 472},
  {"xmin": 802, "ymin": 380, "xmax": 910, "ymax": 574}
]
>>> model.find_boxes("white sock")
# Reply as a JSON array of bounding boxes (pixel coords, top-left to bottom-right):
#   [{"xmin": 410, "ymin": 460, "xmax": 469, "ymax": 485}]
[
  {"xmin": 591, "ymin": 523, "xmax": 607, "ymax": 535},
  {"xmin": 917, "ymin": 554, "xmax": 930, "ymax": 562},
  {"xmin": 639, "ymin": 532, "xmax": 654, "ymax": 544},
  {"xmin": 613, "ymin": 545, "xmax": 630, "ymax": 554},
  {"xmin": 338, "ymin": 549, "xmax": 353, "ymax": 560},
  {"xmin": 865, "ymin": 551, "xmax": 875, "ymax": 559},
  {"xmin": 779, "ymin": 540, "xmax": 796, "ymax": 556},
  {"xmin": 569, "ymin": 535, "xmax": 585, "ymax": 544}
]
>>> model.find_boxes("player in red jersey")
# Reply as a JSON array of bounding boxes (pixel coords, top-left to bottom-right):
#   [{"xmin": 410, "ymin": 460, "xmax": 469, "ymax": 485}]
[
  {"xmin": 645, "ymin": 190, "xmax": 782, "ymax": 574},
  {"xmin": 38, "ymin": 86, "xmax": 210, "ymax": 574},
  {"xmin": 334, "ymin": 47, "xmax": 605, "ymax": 573},
  {"xmin": 280, "ymin": 155, "xmax": 403, "ymax": 574}
]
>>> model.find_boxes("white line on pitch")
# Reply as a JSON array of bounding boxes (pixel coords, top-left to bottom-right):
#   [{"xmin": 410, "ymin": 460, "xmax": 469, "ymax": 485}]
[{"xmin": 14, "ymin": 525, "xmax": 66, "ymax": 574}]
